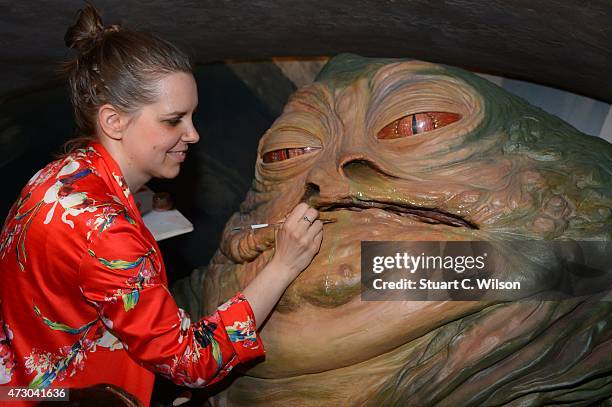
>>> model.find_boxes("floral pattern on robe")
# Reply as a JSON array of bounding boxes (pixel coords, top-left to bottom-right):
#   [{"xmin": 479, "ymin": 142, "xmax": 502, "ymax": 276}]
[{"xmin": 0, "ymin": 142, "xmax": 264, "ymax": 405}]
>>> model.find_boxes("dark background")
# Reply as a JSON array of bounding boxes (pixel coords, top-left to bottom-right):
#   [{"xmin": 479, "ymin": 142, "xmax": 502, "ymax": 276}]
[{"xmin": 1, "ymin": 1, "xmax": 611, "ymax": 103}]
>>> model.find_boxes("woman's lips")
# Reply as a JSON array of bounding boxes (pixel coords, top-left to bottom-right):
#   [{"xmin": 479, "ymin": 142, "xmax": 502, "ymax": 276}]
[{"xmin": 167, "ymin": 150, "xmax": 187, "ymax": 162}]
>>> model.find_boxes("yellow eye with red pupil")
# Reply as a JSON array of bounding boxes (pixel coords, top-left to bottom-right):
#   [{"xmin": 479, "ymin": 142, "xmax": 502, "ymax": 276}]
[
  {"xmin": 377, "ymin": 112, "xmax": 461, "ymax": 140},
  {"xmin": 262, "ymin": 146, "xmax": 321, "ymax": 163}
]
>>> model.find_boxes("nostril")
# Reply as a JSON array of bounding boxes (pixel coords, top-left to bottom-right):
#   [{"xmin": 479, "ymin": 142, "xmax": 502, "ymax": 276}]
[
  {"xmin": 342, "ymin": 159, "xmax": 374, "ymax": 170},
  {"xmin": 302, "ymin": 183, "xmax": 320, "ymax": 203},
  {"xmin": 341, "ymin": 159, "xmax": 396, "ymax": 180}
]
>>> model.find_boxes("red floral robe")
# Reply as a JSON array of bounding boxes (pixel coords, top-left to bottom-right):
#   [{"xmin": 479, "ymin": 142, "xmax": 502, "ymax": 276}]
[{"xmin": 0, "ymin": 142, "xmax": 264, "ymax": 405}]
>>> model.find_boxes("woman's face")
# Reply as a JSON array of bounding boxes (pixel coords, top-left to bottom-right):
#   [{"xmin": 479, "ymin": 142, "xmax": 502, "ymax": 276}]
[{"xmin": 121, "ymin": 71, "xmax": 199, "ymax": 186}]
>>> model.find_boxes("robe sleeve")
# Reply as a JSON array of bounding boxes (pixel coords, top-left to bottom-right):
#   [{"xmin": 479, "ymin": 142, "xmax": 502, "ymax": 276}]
[{"xmin": 77, "ymin": 216, "xmax": 264, "ymax": 387}]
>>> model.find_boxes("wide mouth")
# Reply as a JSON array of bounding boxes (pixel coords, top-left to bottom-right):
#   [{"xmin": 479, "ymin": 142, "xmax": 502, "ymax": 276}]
[{"xmin": 311, "ymin": 200, "xmax": 477, "ymax": 229}]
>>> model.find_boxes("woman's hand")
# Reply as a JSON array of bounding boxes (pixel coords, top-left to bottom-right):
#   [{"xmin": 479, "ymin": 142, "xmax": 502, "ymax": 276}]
[
  {"xmin": 242, "ymin": 203, "xmax": 323, "ymax": 326},
  {"xmin": 272, "ymin": 202, "xmax": 323, "ymax": 283}
]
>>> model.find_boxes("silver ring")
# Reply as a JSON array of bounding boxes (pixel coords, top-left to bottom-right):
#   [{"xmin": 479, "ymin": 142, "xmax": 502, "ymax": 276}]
[{"xmin": 303, "ymin": 215, "xmax": 314, "ymax": 225}]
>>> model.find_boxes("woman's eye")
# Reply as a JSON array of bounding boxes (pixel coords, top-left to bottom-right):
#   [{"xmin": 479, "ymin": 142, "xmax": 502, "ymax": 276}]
[
  {"xmin": 377, "ymin": 112, "xmax": 461, "ymax": 139},
  {"xmin": 262, "ymin": 146, "xmax": 321, "ymax": 163},
  {"xmin": 165, "ymin": 119, "xmax": 182, "ymax": 127}
]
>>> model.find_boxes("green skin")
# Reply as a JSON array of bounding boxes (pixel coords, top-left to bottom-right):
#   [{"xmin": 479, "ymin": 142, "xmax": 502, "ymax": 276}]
[{"xmin": 195, "ymin": 54, "xmax": 612, "ymax": 405}]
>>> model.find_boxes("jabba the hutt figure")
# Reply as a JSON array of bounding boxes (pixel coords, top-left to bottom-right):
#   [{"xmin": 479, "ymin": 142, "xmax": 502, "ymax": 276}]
[{"xmin": 195, "ymin": 55, "xmax": 612, "ymax": 406}]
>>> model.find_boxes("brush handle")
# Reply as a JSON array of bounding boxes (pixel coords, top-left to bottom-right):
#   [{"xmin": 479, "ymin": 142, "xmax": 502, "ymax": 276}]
[{"xmin": 231, "ymin": 219, "xmax": 335, "ymax": 231}]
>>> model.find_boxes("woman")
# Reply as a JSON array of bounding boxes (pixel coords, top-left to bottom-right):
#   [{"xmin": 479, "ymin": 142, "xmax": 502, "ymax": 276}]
[{"xmin": 0, "ymin": 6, "xmax": 322, "ymax": 405}]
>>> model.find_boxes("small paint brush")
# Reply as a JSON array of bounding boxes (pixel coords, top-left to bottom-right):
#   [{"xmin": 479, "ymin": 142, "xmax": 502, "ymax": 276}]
[{"xmin": 231, "ymin": 218, "xmax": 336, "ymax": 232}]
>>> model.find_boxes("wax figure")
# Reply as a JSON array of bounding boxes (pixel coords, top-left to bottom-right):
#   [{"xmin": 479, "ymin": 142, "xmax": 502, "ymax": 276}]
[
  {"xmin": 0, "ymin": 6, "xmax": 323, "ymax": 406},
  {"xmin": 181, "ymin": 54, "xmax": 612, "ymax": 405}
]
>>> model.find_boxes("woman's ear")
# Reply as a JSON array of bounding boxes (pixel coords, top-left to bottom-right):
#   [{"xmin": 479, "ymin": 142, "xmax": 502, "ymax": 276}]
[{"xmin": 98, "ymin": 104, "xmax": 128, "ymax": 141}]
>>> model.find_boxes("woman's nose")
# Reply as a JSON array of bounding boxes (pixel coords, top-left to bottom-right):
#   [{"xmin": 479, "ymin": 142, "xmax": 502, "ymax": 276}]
[{"xmin": 183, "ymin": 123, "xmax": 200, "ymax": 143}]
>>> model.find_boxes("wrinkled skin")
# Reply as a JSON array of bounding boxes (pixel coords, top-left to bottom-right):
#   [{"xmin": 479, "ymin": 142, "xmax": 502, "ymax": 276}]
[{"xmin": 196, "ymin": 55, "xmax": 612, "ymax": 406}]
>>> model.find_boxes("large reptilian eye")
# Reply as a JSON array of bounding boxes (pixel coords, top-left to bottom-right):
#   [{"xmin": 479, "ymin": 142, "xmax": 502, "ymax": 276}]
[
  {"xmin": 377, "ymin": 112, "xmax": 461, "ymax": 140},
  {"xmin": 262, "ymin": 146, "xmax": 321, "ymax": 163}
]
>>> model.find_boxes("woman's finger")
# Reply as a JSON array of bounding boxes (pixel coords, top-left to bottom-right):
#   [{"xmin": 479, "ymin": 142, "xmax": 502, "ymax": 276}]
[
  {"xmin": 295, "ymin": 207, "xmax": 318, "ymax": 232},
  {"xmin": 284, "ymin": 203, "xmax": 310, "ymax": 228},
  {"xmin": 312, "ymin": 228, "xmax": 323, "ymax": 248},
  {"xmin": 303, "ymin": 208, "xmax": 319, "ymax": 224},
  {"xmin": 288, "ymin": 205, "xmax": 318, "ymax": 234},
  {"xmin": 307, "ymin": 219, "xmax": 323, "ymax": 238}
]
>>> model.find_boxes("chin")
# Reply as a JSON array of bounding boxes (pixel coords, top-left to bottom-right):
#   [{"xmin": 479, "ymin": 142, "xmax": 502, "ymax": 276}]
[{"xmin": 157, "ymin": 166, "xmax": 181, "ymax": 179}]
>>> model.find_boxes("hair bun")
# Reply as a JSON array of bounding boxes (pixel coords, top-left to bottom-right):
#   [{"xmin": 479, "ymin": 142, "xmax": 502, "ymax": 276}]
[
  {"xmin": 64, "ymin": 5, "xmax": 120, "ymax": 53},
  {"xmin": 103, "ymin": 24, "xmax": 120, "ymax": 35}
]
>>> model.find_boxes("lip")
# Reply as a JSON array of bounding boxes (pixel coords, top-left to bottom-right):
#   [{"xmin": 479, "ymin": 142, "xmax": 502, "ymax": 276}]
[
  {"xmin": 311, "ymin": 199, "xmax": 477, "ymax": 229},
  {"xmin": 167, "ymin": 150, "xmax": 188, "ymax": 162}
]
